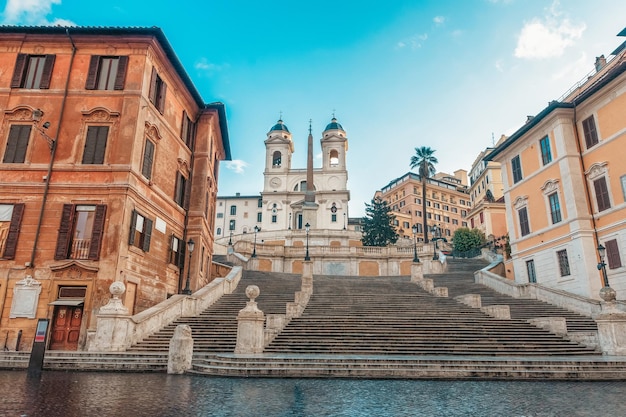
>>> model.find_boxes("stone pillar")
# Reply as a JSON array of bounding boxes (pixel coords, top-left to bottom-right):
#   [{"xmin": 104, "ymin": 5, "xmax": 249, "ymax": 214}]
[
  {"xmin": 481, "ymin": 305, "xmax": 511, "ymax": 319},
  {"xmin": 454, "ymin": 294, "xmax": 482, "ymax": 308},
  {"xmin": 302, "ymin": 261, "xmax": 313, "ymax": 294},
  {"xmin": 432, "ymin": 287, "xmax": 448, "ymax": 297},
  {"xmin": 235, "ymin": 285, "xmax": 265, "ymax": 354},
  {"xmin": 528, "ymin": 317, "xmax": 567, "ymax": 336},
  {"xmin": 596, "ymin": 290, "xmax": 626, "ymax": 355},
  {"xmin": 168, "ymin": 324, "xmax": 194, "ymax": 374},
  {"xmin": 89, "ymin": 282, "xmax": 132, "ymax": 352},
  {"xmin": 410, "ymin": 262, "xmax": 423, "ymax": 282},
  {"xmin": 418, "ymin": 278, "xmax": 434, "ymax": 292},
  {"xmin": 429, "ymin": 260, "xmax": 444, "ymax": 274}
]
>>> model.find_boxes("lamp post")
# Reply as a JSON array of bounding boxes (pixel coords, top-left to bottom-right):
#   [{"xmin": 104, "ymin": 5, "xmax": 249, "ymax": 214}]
[
  {"xmin": 343, "ymin": 212, "xmax": 346, "ymax": 230},
  {"xmin": 252, "ymin": 226, "xmax": 260, "ymax": 257},
  {"xmin": 228, "ymin": 229, "xmax": 233, "ymax": 246},
  {"xmin": 182, "ymin": 238, "xmax": 195, "ymax": 295},
  {"xmin": 412, "ymin": 224, "xmax": 419, "ymax": 263},
  {"xmin": 597, "ymin": 244, "xmax": 610, "ymax": 288},
  {"xmin": 305, "ymin": 222, "xmax": 311, "ymax": 261},
  {"xmin": 288, "ymin": 212, "xmax": 292, "ymax": 230}
]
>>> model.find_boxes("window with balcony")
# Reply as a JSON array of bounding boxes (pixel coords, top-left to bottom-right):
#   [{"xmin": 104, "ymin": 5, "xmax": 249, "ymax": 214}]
[
  {"xmin": 0, "ymin": 203, "xmax": 24, "ymax": 260},
  {"xmin": 85, "ymin": 56, "xmax": 128, "ymax": 90},
  {"xmin": 55, "ymin": 204, "xmax": 107, "ymax": 260},
  {"xmin": 11, "ymin": 54, "xmax": 55, "ymax": 89}
]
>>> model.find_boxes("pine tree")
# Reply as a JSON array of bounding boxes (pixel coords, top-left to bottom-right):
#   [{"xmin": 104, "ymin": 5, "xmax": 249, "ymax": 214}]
[{"xmin": 361, "ymin": 197, "xmax": 399, "ymax": 247}]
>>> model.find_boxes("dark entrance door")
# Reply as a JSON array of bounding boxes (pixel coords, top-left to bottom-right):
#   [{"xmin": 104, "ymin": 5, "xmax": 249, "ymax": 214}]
[{"xmin": 50, "ymin": 305, "xmax": 83, "ymax": 350}]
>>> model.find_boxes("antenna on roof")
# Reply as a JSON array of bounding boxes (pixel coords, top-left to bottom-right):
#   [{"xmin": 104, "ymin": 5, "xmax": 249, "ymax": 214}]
[{"xmin": 309, "ymin": 119, "xmax": 313, "ymax": 135}]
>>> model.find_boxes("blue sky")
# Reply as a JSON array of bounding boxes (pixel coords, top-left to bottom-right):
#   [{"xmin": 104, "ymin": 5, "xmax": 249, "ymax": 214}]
[{"xmin": 3, "ymin": 0, "xmax": 626, "ymax": 216}]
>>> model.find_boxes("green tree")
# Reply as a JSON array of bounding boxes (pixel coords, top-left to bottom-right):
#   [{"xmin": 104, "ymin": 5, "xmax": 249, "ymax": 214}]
[
  {"xmin": 452, "ymin": 228, "xmax": 486, "ymax": 253},
  {"xmin": 409, "ymin": 146, "xmax": 438, "ymax": 243},
  {"xmin": 361, "ymin": 197, "xmax": 399, "ymax": 247}
]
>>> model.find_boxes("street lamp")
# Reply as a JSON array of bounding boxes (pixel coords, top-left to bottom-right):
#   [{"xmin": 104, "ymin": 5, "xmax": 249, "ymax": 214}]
[
  {"xmin": 288, "ymin": 212, "xmax": 292, "ymax": 230},
  {"xmin": 228, "ymin": 229, "xmax": 233, "ymax": 246},
  {"xmin": 343, "ymin": 212, "xmax": 347, "ymax": 230},
  {"xmin": 252, "ymin": 226, "xmax": 260, "ymax": 257},
  {"xmin": 412, "ymin": 224, "xmax": 419, "ymax": 263},
  {"xmin": 431, "ymin": 225, "xmax": 439, "ymax": 260},
  {"xmin": 182, "ymin": 238, "xmax": 195, "ymax": 295},
  {"xmin": 597, "ymin": 244, "xmax": 610, "ymax": 288},
  {"xmin": 305, "ymin": 222, "xmax": 311, "ymax": 261}
]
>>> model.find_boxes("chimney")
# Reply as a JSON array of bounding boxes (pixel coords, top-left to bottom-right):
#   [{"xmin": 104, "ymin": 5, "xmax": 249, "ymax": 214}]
[
  {"xmin": 526, "ymin": 115, "xmax": 534, "ymax": 124},
  {"xmin": 595, "ymin": 55, "xmax": 606, "ymax": 72}
]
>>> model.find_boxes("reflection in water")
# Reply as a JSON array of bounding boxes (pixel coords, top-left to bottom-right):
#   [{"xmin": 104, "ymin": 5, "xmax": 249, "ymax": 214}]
[{"xmin": 1, "ymin": 370, "xmax": 626, "ymax": 416}]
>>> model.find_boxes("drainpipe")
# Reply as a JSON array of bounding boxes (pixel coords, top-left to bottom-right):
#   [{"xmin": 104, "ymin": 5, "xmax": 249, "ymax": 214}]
[
  {"xmin": 179, "ymin": 120, "xmax": 197, "ymax": 293},
  {"xmin": 29, "ymin": 28, "xmax": 77, "ymax": 268},
  {"xmin": 572, "ymin": 104, "xmax": 603, "ymax": 285}
]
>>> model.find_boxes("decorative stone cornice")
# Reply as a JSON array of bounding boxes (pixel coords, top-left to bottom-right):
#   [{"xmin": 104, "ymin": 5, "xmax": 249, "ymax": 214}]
[
  {"xmin": 585, "ymin": 161, "xmax": 608, "ymax": 180},
  {"xmin": 513, "ymin": 195, "xmax": 529, "ymax": 210},
  {"xmin": 541, "ymin": 179, "xmax": 560, "ymax": 195}
]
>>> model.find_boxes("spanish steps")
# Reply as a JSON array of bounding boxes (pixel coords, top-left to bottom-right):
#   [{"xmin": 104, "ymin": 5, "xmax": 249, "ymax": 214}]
[{"xmin": 130, "ymin": 258, "xmax": 598, "ymax": 357}]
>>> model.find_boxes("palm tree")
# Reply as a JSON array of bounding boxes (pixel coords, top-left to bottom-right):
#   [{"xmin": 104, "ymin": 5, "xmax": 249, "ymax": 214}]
[{"xmin": 409, "ymin": 146, "xmax": 438, "ymax": 243}]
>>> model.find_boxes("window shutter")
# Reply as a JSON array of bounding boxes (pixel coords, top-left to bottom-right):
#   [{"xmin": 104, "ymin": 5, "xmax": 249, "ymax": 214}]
[
  {"xmin": 157, "ymin": 82, "xmax": 167, "ymax": 113},
  {"xmin": 178, "ymin": 240, "xmax": 186, "ymax": 269},
  {"xmin": 128, "ymin": 210, "xmax": 137, "ymax": 246},
  {"xmin": 149, "ymin": 67, "xmax": 158, "ymax": 105},
  {"xmin": 88, "ymin": 205, "xmax": 107, "ymax": 260},
  {"xmin": 142, "ymin": 140, "xmax": 154, "ymax": 179},
  {"xmin": 85, "ymin": 55, "xmax": 100, "ymax": 90},
  {"xmin": 3, "ymin": 125, "xmax": 31, "ymax": 163},
  {"xmin": 11, "ymin": 54, "xmax": 27, "ymax": 88},
  {"xmin": 38, "ymin": 55, "xmax": 56, "ymax": 89},
  {"xmin": 2, "ymin": 203, "xmax": 25, "ymax": 259},
  {"xmin": 93, "ymin": 126, "xmax": 108, "ymax": 164},
  {"xmin": 54, "ymin": 204, "xmax": 75, "ymax": 260},
  {"xmin": 142, "ymin": 218, "xmax": 153, "ymax": 252},
  {"xmin": 82, "ymin": 127, "xmax": 98, "ymax": 164},
  {"xmin": 181, "ymin": 111, "xmax": 189, "ymax": 143},
  {"xmin": 606, "ymin": 239, "xmax": 622, "ymax": 269},
  {"xmin": 114, "ymin": 56, "xmax": 128, "ymax": 90}
]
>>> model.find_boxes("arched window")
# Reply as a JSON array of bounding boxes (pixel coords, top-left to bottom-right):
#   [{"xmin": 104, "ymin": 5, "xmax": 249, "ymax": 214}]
[
  {"xmin": 329, "ymin": 149, "xmax": 339, "ymax": 167},
  {"xmin": 272, "ymin": 151, "xmax": 282, "ymax": 168},
  {"xmin": 216, "ymin": 227, "xmax": 222, "ymax": 235}
]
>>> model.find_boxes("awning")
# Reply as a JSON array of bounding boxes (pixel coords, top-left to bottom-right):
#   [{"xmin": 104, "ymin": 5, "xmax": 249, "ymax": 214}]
[{"xmin": 49, "ymin": 299, "xmax": 84, "ymax": 306}]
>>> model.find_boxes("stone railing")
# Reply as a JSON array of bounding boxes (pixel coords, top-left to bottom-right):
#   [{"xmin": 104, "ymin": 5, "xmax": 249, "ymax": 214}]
[{"xmin": 88, "ymin": 265, "xmax": 242, "ymax": 352}]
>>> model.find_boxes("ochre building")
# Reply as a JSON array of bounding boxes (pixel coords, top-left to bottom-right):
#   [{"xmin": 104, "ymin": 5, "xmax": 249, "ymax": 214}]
[{"xmin": 0, "ymin": 27, "xmax": 230, "ymax": 351}]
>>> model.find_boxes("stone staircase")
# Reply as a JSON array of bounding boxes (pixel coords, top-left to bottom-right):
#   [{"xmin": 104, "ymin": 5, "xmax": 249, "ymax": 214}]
[
  {"xmin": 128, "ymin": 271, "xmax": 302, "ymax": 352},
  {"xmin": 438, "ymin": 259, "xmax": 598, "ymax": 332},
  {"xmin": 262, "ymin": 272, "xmax": 598, "ymax": 356}
]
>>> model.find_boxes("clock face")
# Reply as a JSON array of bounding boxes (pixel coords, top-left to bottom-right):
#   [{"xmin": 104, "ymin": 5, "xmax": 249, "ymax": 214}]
[{"xmin": 270, "ymin": 177, "xmax": 281, "ymax": 188}]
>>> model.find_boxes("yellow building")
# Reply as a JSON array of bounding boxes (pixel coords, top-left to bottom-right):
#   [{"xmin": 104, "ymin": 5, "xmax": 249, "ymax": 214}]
[
  {"xmin": 467, "ymin": 146, "xmax": 507, "ymax": 244},
  {"xmin": 487, "ymin": 29, "xmax": 626, "ymax": 300},
  {"xmin": 375, "ymin": 170, "xmax": 471, "ymax": 243}
]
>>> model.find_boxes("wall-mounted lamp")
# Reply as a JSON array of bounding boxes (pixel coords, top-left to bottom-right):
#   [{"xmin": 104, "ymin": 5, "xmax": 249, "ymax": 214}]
[{"xmin": 32, "ymin": 109, "xmax": 55, "ymax": 151}]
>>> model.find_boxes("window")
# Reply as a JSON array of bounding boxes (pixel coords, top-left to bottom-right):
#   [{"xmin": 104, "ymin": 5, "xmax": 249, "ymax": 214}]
[
  {"xmin": 82, "ymin": 126, "xmax": 109, "ymax": 164},
  {"xmin": 257, "ymin": 212, "xmax": 262, "ymax": 222},
  {"xmin": 3, "ymin": 125, "xmax": 31, "ymax": 163},
  {"xmin": 593, "ymin": 177, "xmax": 611, "ymax": 212},
  {"xmin": 129, "ymin": 210, "xmax": 153, "ymax": 251},
  {"xmin": 204, "ymin": 192, "xmax": 209, "ymax": 219},
  {"xmin": 526, "ymin": 260, "xmax": 537, "ymax": 283},
  {"xmin": 271, "ymin": 215, "xmax": 277, "ymax": 223},
  {"xmin": 582, "ymin": 115, "xmax": 599, "ymax": 149},
  {"xmin": 55, "ymin": 204, "xmax": 107, "ymax": 260},
  {"xmin": 605, "ymin": 239, "xmax": 622, "ymax": 269},
  {"xmin": 229, "ymin": 219, "xmax": 235, "ymax": 231},
  {"xmin": 169, "ymin": 235, "xmax": 184, "ymax": 267},
  {"xmin": 511, "ymin": 155, "xmax": 523, "ymax": 183},
  {"xmin": 257, "ymin": 198, "xmax": 263, "ymax": 208},
  {"xmin": 329, "ymin": 149, "xmax": 339, "ymax": 167},
  {"xmin": 331, "ymin": 214, "xmax": 337, "ymax": 222},
  {"xmin": 148, "ymin": 67, "xmax": 167, "ymax": 113},
  {"xmin": 181, "ymin": 111, "xmax": 195, "ymax": 148},
  {"xmin": 174, "ymin": 173, "xmax": 187, "ymax": 208},
  {"xmin": 518, "ymin": 207, "xmax": 530, "ymax": 236},
  {"xmin": 272, "ymin": 151, "xmax": 282, "ymax": 167},
  {"xmin": 452, "ymin": 219, "xmax": 458, "ymax": 225},
  {"xmin": 548, "ymin": 192, "xmax": 562, "ymax": 224},
  {"xmin": 141, "ymin": 140, "xmax": 155, "ymax": 180},
  {"xmin": 479, "ymin": 212, "xmax": 484, "ymax": 224},
  {"xmin": 0, "ymin": 203, "xmax": 24, "ymax": 260},
  {"xmin": 540, "ymin": 136, "xmax": 552, "ymax": 165},
  {"xmin": 11, "ymin": 54, "xmax": 55, "ymax": 89},
  {"xmin": 230, "ymin": 205, "xmax": 237, "ymax": 216},
  {"xmin": 622, "ymin": 175, "xmax": 626, "ymax": 202},
  {"xmin": 557, "ymin": 249, "xmax": 570, "ymax": 276},
  {"xmin": 85, "ymin": 56, "xmax": 128, "ymax": 90},
  {"xmin": 217, "ymin": 213, "xmax": 224, "ymax": 218},
  {"xmin": 216, "ymin": 228, "xmax": 222, "ymax": 235}
]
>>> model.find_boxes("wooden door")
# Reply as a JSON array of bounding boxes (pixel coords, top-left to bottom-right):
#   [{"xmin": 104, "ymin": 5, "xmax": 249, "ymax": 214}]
[{"xmin": 50, "ymin": 305, "xmax": 83, "ymax": 350}]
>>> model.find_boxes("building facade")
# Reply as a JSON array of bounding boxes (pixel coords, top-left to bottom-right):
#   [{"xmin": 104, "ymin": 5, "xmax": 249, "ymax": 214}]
[
  {"xmin": 466, "ymin": 145, "xmax": 507, "ymax": 242},
  {"xmin": 260, "ymin": 118, "xmax": 350, "ymax": 231},
  {"xmin": 486, "ymin": 29, "xmax": 626, "ymax": 300},
  {"xmin": 214, "ymin": 193, "xmax": 262, "ymax": 240},
  {"xmin": 0, "ymin": 27, "xmax": 230, "ymax": 351},
  {"xmin": 375, "ymin": 170, "xmax": 471, "ymax": 242}
]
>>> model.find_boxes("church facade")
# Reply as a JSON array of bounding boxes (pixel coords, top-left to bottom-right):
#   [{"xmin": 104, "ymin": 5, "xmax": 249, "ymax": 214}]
[{"xmin": 260, "ymin": 118, "xmax": 350, "ymax": 231}]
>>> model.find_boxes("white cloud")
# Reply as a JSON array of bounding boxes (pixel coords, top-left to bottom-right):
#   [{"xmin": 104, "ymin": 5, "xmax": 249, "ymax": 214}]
[
  {"xmin": 195, "ymin": 58, "xmax": 230, "ymax": 76},
  {"xmin": 396, "ymin": 33, "xmax": 428, "ymax": 50},
  {"xmin": 2, "ymin": 0, "xmax": 74, "ymax": 25},
  {"xmin": 433, "ymin": 16, "xmax": 445, "ymax": 26},
  {"xmin": 224, "ymin": 160, "xmax": 248, "ymax": 174},
  {"xmin": 514, "ymin": 1, "xmax": 586, "ymax": 59}
]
